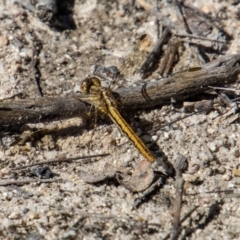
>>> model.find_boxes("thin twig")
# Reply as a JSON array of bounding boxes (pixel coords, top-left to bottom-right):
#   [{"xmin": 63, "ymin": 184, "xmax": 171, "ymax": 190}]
[
  {"xmin": 158, "ymin": 38, "xmax": 181, "ymax": 76},
  {"xmin": 0, "ymin": 177, "xmax": 62, "ymax": 186},
  {"xmin": 174, "ymin": 33, "xmax": 227, "ymax": 43},
  {"xmin": 162, "ymin": 206, "xmax": 198, "ymax": 240},
  {"xmin": 11, "ymin": 153, "xmax": 110, "ymax": 170},
  {"xmin": 170, "ymin": 155, "xmax": 187, "ymax": 240},
  {"xmin": 208, "ymin": 86, "xmax": 240, "ymax": 94},
  {"xmin": 139, "ymin": 28, "xmax": 170, "ymax": 75},
  {"xmin": 30, "ymin": 31, "xmax": 43, "ymax": 97}
]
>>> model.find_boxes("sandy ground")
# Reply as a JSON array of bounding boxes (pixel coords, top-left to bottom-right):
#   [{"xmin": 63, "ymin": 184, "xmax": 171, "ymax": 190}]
[{"xmin": 1, "ymin": 0, "xmax": 240, "ymax": 239}]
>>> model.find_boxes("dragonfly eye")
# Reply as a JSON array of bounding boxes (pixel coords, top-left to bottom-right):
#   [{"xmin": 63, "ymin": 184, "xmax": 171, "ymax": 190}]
[
  {"xmin": 91, "ymin": 77, "xmax": 101, "ymax": 87},
  {"xmin": 81, "ymin": 77, "xmax": 102, "ymax": 93}
]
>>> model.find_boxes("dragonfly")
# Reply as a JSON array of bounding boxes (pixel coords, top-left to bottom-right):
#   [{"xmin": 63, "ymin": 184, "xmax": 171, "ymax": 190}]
[{"xmin": 75, "ymin": 76, "xmax": 156, "ymax": 163}]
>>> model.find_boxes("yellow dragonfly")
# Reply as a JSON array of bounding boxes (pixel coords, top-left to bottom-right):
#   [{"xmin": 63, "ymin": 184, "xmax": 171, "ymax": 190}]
[{"xmin": 75, "ymin": 76, "xmax": 155, "ymax": 163}]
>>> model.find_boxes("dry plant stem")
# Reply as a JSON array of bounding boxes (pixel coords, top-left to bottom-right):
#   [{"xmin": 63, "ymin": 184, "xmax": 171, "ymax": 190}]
[
  {"xmin": 174, "ymin": 33, "xmax": 227, "ymax": 44},
  {"xmin": 208, "ymin": 86, "xmax": 240, "ymax": 94},
  {"xmin": 119, "ymin": 54, "xmax": 240, "ymax": 108},
  {"xmin": 163, "ymin": 206, "xmax": 198, "ymax": 240},
  {"xmin": 0, "ymin": 97, "xmax": 89, "ymax": 129},
  {"xmin": 170, "ymin": 155, "xmax": 186, "ymax": 240},
  {"xmin": 0, "ymin": 54, "xmax": 240, "ymax": 128},
  {"xmin": 139, "ymin": 28, "xmax": 170, "ymax": 75},
  {"xmin": 30, "ymin": 31, "xmax": 43, "ymax": 97},
  {"xmin": 158, "ymin": 38, "xmax": 180, "ymax": 76},
  {"xmin": 0, "ymin": 177, "xmax": 62, "ymax": 186},
  {"xmin": 11, "ymin": 153, "xmax": 110, "ymax": 170}
]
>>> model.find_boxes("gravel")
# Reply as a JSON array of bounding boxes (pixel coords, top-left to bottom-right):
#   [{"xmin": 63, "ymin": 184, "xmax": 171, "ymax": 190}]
[{"xmin": 0, "ymin": 0, "xmax": 240, "ymax": 239}]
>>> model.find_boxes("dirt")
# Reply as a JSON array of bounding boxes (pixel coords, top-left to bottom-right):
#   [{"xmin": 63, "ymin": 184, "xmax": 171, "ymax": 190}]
[{"xmin": 0, "ymin": 0, "xmax": 240, "ymax": 239}]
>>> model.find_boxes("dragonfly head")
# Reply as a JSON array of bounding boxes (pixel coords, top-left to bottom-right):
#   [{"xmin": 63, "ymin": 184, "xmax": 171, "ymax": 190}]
[{"xmin": 81, "ymin": 77, "xmax": 102, "ymax": 94}]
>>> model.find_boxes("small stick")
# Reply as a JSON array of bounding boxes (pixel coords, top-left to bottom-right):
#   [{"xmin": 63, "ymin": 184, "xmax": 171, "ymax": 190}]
[
  {"xmin": 170, "ymin": 155, "xmax": 187, "ymax": 240},
  {"xmin": 174, "ymin": 33, "xmax": 227, "ymax": 44},
  {"xmin": 139, "ymin": 28, "xmax": 170, "ymax": 75},
  {"xmin": 11, "ymin": 153, "xmax": 110, "ymax": 170},
  {"xmin": 158, "ymin": 38, "xmax": 181, "ymax": 76},
  {"xmin": 0, "ymin": 177, "xmax": 62, "ymax": 186},
  {"xmin": 30, "ymin": 31, "xmax": 43, "ymax": 97},
  {"xmin": 208, "ymin": 86, "xmax": 240, "ymax": 94},
  {"xmin": 163, "ymin": 206, "xmax": 198, "ymax": 240}
]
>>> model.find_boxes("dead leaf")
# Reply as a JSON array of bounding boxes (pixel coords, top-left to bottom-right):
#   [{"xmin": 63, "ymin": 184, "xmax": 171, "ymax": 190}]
[
  {"xmin": 78, "ymin": 161, "xmax": 154, "ymax": 192},
  {"xmin": 117, "ymin": 160, "xmax": 154, "ymax": 192}
]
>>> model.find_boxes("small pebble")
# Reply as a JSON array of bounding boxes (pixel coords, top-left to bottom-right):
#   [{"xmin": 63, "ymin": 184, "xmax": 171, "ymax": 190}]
[
  {"xmin": 62, "ymin": 230, "xmax": 77, "ymax": 239},
  {"xmin": 217, "ymin": 167, "xmax": 226, "ymax": 175},
  {"xmin": 232, "ymin": 168, "xmax": 240, "ymax": 177},
  {"xmin": 2, "ymin": 218, "xmax": 11, "ymax": 229},
  {"xmin": 142, "ymin": 134, "xmax": 151, "ymax": 142},
  {"xmin": 28, "ymin": 213, "xmax": 40, "ymax": 220},
  {"xmin": 188, "ymin": 164, "xmax": 200, "ymax": 174},
  {"xmin": 0, "ymin": 168, "xmax": 11, "ymax": 177},
  {"xmin": 8, "ymin": 212, "xmax": 21, "ymax": 220},
  {"xmin": 0, "ymin": 35, "xmax": 9, "ymax": 47},
  {"xmin": 22, "ymin": 208, "xmax": 30, "ymax": 214},
  {"xmin": 151, "ymin": 135, "xmax": 158, "ymax": 142},
  {"xmin": 3, "ymin": 192, "xmax": 13, "ymax": 201},
  {"xmin": 222, "ymin": 174, "xmax": 231, "ymax": 181},
  {"xmin": 46, "ymin": 211, "xmax": 59, "ymax": 217},
  {"xmin": 205, "ymin": 168, "xmax": 213, "ymax": 176},
  {"xmin": 208, "ymin": 142, "xmax": 217, "ymax": 152}
]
